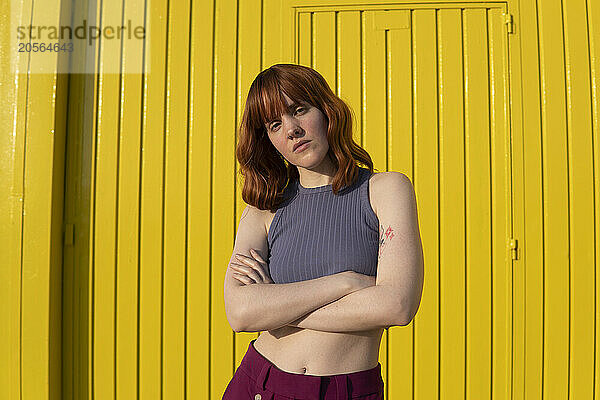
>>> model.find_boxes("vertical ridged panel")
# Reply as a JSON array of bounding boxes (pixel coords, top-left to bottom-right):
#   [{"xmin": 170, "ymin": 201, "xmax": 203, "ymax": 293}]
[
  {"xmin": 163, "ymin": 0, "xmax": 191, "ymax": 398},
  {"xmin": 187, "ymin": 0, "xmax": 215, "ymax": 397},
  {"xmin": 362, "ymin": 10, "xmax": 392, "ymax": 391},
  {"xmin": 1, "ymin": 1, "xmax": 31, "ymax": 398},
  {"xmin": 590, "ymin": 1, "xmax": 600, "ymax": 399},
  {"xmin": 338, "ymin": 11, "xmax": 362, "ymax": 143},
  {"xmin": 411, "ymin": 10, "xmax": 441, "ymax": 400},
  {"xmin": 139, "ymin": 0, "xmax": 168, "ymax": 398},
  {"xmin": 362, "ymin": 11, "xmax": 387, "ymax": 164},
  {"xmin": 537, "ymin": 0, "xmax": 570, "ymax": 397},
  {"xmin": 1, "ymin": 0, "xmax": 68, "ymax": 398},
  {"xmin": 487, "ymin": 7, "xmax": 512, "ymax": 399},
  {"xmin": 210, "ymin": 0, "xmax": 237, "ymax": 398},
  {"xmin": 93, "ymin": 0, "xmax": 124, "ymax": 397},
  {"xmin": 313, "ymin": 12, "xmax": 336, "ymax": 90},
  {"xmin": 563, "ymin": 0, "xmax": 596, "ymax": 398},
  {"xmin": 386, "ymin": 10, "xmax": 415, "ymax": 400},
  {"xmin": 298, "ymin": 13, "xmax": 311, "ymax": 67},
  {"xmin": 263, "ymin": 0, "xmax": 283, "ymax": 67},
  {"xmin": 534, "ymin": 0, "xmax": 598, "ymax": 398},
  {"xmin": 463, "ymin": 9, "xmax": 493, "ymax": 398},
  {"xmin": 116, "ymin": 0, "xmax": 145, "ymax": 398},
  {"xmin": 438, "ymin": 9, "xmax": 466, "ymax": 400},
  {"xmin": 234, "ymin": 0, "xmax": 262, "ymax": 379},
  {"xmin": 519, "ymin": 0, "xmax": 544, "ymax": 396}
]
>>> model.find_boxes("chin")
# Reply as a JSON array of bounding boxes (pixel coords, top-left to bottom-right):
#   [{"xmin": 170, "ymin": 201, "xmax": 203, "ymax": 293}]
[{"xmin": 296, "ymin": 155, "xmax": 329, "ymax": 169}]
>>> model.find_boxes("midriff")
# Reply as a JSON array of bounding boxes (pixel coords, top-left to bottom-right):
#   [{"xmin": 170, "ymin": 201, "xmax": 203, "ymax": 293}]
[
  {"xmin": 253, "ymin": 326, "xmax": 384, "ymax": 376},
  {"xmin": 258, "ymin": 209, "xmax": 384, "ymax": 376}
]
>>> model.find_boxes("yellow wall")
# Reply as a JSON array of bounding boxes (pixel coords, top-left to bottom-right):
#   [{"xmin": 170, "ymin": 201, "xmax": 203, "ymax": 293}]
[
  {"xmin": 1, "ymin": 1, "xmax": 69, "ymax": 399},
  {"xmin": 2, "ymin": 0, "xmax": 599, "ymax": 399}
]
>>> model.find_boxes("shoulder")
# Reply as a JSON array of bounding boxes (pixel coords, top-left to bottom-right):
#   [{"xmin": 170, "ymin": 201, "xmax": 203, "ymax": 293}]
[
  {"xmin": 243, "ymin": 204, "xmax": 277, "ymax": 237},
  {"xmin": 241, "ymin": 205, "xmax": 277, "ymax": 239},
  {"xmin": 241, "ymin": 204, "xmax": 263, "ymax": 217},
  {"xmin": 368, "ymin": 171, "xmax": 415, "ymax": 216},
  {"xmin": 241, "ymin": 204, "xmax": 269, "ymax": 226},
  {"xmin": 250, "ymin": 182, "xmax": 298, "ymax": 235}
]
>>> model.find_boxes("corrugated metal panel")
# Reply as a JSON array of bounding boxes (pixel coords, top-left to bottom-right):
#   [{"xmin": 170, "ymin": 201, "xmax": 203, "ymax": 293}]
[
  {"xmin": 4, "ymin": 0, "xmax": 600, "ymax": 399},
  {"xmin": 521, "ymin": 0, "xmax": 599, "ymax": 398}
]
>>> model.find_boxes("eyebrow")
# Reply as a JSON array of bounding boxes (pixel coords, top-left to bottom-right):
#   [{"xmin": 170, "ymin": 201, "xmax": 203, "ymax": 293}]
[
  {"xmin": 265, "ymin": 102, "xmax": 304, "ymax": 126},
  {"xmin": 287, "ymin": 102, "xmax": 301, "ymax": 111}
]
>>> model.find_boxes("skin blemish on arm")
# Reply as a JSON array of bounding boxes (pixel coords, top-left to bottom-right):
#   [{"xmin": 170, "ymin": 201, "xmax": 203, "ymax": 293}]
[{"xmin": 378, "ymin": 224, "xmax": 395, "ymax": 259}]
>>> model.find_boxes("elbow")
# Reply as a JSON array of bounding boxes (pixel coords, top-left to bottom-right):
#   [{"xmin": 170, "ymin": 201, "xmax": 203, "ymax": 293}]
[
  {"xmin": 390, "ymin": 310, "xmax": 408, "ymax": 327},
  {"xmin": 395, "ymin": 302, "xmax": 420, "ymax": 327},
  {"xmin": 388, "ymin": 299, "xmax": 414, "ymax": 327},
  {"xmin": 231, "ymin": 304, "xmax": 265, "ymax": 333},
  {"xmin": 224, "ymin": 296, "xmax": 247, "ymax": 333},
  {"xmin": 391, "ymin": 286, "xmax": 423, "ymax": 327},
  {"xmin": 382, "ymin": 304, "xmax": 406, "ymax": 328},
  {"xmin": 227, "ymin": 307, "xmax": 247, "ymax": 333},
  {"xmin": 228, "ymin": 312, "xmax": 244, "ymax": 332},
  {"xmin": 395, "ymin": 313, "xmax": 411, "ymax": 327},
  {"xmin": 224, "ymin": 289, "xmax": 262, "ymax": 333}
]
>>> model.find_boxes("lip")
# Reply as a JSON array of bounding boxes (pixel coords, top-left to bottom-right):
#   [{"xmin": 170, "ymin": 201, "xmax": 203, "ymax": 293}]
[{"xmin": 293, "ymin": 140, "xmax": 311, "ymax": 152}]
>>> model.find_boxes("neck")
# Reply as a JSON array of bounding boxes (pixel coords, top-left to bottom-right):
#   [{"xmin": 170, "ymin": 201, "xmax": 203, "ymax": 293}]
[{"xmin": 296, "ymin": 155, "xmax": 337, "ymax": 189}]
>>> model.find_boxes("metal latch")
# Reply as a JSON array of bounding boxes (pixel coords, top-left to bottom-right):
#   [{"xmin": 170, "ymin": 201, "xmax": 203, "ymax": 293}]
[
  {"xmin": 505, "ymin": 13, "xmax": 514, "ymax": 34},
  {"xmin": 509, "ymin": 238, "xmax": 519, "ymax": 260}
]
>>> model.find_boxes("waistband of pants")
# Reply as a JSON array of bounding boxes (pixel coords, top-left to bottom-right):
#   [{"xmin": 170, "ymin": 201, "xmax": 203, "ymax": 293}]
[{"xmin": 239, "ymin": 339, "xmax": 383, "ymax": 399}]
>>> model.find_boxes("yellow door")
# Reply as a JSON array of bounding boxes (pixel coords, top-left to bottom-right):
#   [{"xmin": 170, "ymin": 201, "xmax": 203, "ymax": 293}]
[{"xmin": 277, "ymin": 3, "xmax": 517, "ymax": 399}]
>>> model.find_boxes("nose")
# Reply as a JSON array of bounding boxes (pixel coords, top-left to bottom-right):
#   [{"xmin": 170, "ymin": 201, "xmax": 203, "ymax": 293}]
[{"xmin": 282, "ymin": 115, "xmax": 303, "ymax": 139}]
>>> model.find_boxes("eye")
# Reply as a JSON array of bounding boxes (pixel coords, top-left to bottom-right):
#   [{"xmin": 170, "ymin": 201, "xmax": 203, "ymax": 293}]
[
  {"xmin": 295, "ymin": 106, "xmax": 305, "ymax": 114},
  {"xmin": 269, "ymin": 121, "xmax": 281, "ymax": 131}
]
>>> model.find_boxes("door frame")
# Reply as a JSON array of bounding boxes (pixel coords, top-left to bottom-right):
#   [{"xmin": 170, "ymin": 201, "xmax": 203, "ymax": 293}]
[{"xmin": 264, "ymin": 1, "xmax": 526, "ymax": 398}]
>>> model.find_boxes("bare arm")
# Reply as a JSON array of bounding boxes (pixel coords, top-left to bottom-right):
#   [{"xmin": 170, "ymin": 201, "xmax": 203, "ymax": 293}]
[
  {"xmin": 223, "ymin": 205, "xmax": 356, "ymax": 332},
  {"xmin": 234, "ymin": 273, "xmax": 355, "ymax": 332},
  {"xmin": 285, "ymin": 172, "xmax": 425, "ymax": 332},
  {"xmin": 286, "ymin": 284, "xmax": 403, "ymax": 332}
]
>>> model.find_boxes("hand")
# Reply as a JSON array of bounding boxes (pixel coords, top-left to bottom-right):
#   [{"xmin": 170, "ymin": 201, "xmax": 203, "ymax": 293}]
[
  {"xmin": 230, "ymin": 248, "xmax": 274, "ymax": 285},
  {"xmin": 341, "ymin": 271, "xmax": 377, "ymax": 292}
]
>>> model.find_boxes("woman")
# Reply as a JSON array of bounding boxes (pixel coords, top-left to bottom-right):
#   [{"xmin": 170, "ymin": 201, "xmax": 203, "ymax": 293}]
[{"xmin": 223, "ymin": 64, "xmax": 424, "ymax": 399}]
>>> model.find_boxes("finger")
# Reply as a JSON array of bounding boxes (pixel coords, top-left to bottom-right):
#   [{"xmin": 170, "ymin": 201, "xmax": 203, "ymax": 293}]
[
  {"xmin": 230, "ymin": 262, "xmax": 263, "ymax": 284},
  {"xmin": 249, "ymin": 248, "xmax": 266, "ymax": 263},
  {"xmin": 232, "ymin": 272, "xmax": 256, "ymax": 285},
  {"xmin": 233, "ymin": 272, "xmax": 255, "ymax": 284},
  {"xmin": 229, "ymin": 265, "xmax": 244, "ymax": 274},
  {"xmin": 230, "ymin": 263, "xmax": 252, "ymax": 276},
  {"xmin": 249, "ymin": 249, "xmax": 272, "ymax": 282},
  {"xmin": 236, "ymin": 254, "xmax": 269, "ymax": 283},
  {"xmin": 231, "ymin": 273, "xmax": 246, "ymax": 284},
  {"xmin": 230, "ymin": 263, "xmax": 260, "ymax": 278}
]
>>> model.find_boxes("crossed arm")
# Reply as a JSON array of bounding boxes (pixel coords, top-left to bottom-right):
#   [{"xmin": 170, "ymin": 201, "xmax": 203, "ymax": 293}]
[
  {"xmin": 285, "ymin": 278, "xmax": 405, "ymax": 332},
  {"xmin": 232, "ymin": 172, "xmax": 424, "ymax": 333}
]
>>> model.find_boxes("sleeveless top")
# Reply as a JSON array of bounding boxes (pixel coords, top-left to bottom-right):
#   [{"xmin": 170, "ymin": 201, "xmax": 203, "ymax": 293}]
[{"xmin": 267, "ymin": 166, "xmax": 380, "ymax": 284}]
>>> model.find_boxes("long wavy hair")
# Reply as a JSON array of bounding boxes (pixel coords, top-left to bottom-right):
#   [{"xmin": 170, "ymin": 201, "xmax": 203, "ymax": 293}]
[{"xmin": 236, "ymin": 63, "xmax": 375, "ymax": 211}]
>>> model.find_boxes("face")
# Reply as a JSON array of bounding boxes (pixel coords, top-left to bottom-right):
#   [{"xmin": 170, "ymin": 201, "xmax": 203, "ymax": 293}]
[{"xmin": 265, "ymin": 92, "xmax": 332, "ymax": 171}]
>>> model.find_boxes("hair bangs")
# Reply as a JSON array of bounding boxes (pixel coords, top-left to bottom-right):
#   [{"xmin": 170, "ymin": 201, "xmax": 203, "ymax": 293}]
[
  {"xmin": 252, "ymin": 73, "xmax": 288, "ymax": 130},
  {"xmin": 253, "ymin": 69, "xmax": 317, "ymax": 130}
]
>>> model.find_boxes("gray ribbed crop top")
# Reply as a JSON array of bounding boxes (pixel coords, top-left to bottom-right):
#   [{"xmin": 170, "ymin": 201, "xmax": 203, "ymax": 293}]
[{"xmin": 267, "ymin": 166, "xmax": 380, "ymax": 284}]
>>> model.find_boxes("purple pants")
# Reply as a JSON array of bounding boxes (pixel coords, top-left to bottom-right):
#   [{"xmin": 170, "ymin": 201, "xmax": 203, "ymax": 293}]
[{"xmin": 222, "ymin": 339, "xmax": 384, "ymax": 400}]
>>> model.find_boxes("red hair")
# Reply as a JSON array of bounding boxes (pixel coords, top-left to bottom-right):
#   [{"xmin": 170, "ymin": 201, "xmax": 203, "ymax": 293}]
[{"xmin": 236, "ymin": 63, "xmax": 375, "ymax": 211}]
